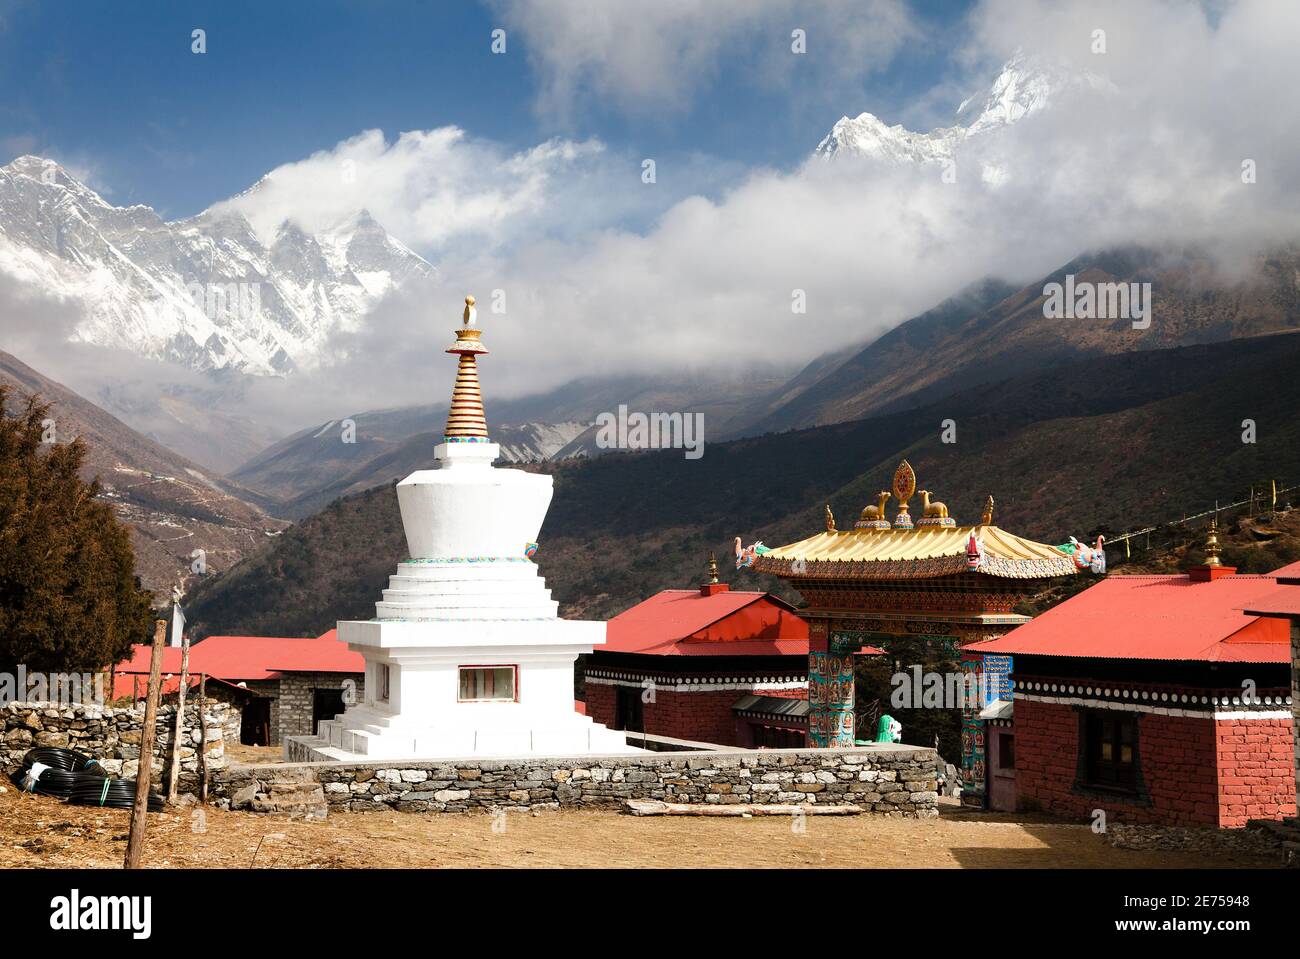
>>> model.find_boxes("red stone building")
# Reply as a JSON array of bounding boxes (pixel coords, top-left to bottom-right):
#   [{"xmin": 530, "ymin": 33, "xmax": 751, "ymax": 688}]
[
  {"xmin": 582, "ymin": 562, "xmax": 817, "ymax": 747},
  {"xmin": 969, "ymin": 542, "xmax": 1297, "ymax": 828},
  {"xmin": 1240, "ymin": 559, "xmax": 1300, "ymax": 820}
]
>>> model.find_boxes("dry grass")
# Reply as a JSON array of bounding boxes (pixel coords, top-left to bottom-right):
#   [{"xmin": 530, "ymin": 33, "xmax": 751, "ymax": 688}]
[{"xmin": 0, "ymin": 788, "xmax": 1270, "ymax": 869}]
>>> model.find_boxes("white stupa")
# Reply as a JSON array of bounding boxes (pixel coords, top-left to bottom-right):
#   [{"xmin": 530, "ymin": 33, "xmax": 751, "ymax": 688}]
[{"xmin": 288, "ymin": 296, "xmax": 637, "ymax": 760}]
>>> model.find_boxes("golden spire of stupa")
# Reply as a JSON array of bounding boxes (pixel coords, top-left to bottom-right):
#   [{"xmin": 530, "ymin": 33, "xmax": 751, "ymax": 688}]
[
  {"xmin": 707, "ymin": 553, "xmax": 719, "ymax": 584},
  {"xmin": 443, "ymin": 295, "xmax": 490, "ymax": 442}
]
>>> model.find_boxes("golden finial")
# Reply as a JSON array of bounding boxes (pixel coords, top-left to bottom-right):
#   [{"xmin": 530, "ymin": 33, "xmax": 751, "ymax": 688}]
[
  {"xmin": 825, "ymin": 504, "xmax": 836, "ymax": 532},
  {"xmin": 707, "ymin": 553, "xmax": 719, "ymax": 584},
  {"xmin": 981, "ymin": 495, "xmax": 995, "ymax": 526},
  {"xmin": 444, "ymin": 294, "xmax": 489, "ymax": 441},
  {"xmin": 1204, "ymin": 518, "xmax": 1222, "ymax": 567}
]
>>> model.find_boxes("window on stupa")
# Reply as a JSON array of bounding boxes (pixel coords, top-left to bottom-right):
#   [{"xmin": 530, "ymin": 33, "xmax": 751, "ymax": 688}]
[
  {"xmin": 377, "ymin": 664, "xmax": 390, "ymax": 702},
  {"xmin": 458, "ymin": 665, "xmax": 517, "ymax": 702}
]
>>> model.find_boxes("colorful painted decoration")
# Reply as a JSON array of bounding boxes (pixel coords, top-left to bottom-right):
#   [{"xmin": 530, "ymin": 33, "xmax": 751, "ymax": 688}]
[
  {"xmin": 1057, "ymin": 535, "xmax": 1106, "ymax": 574},
  {"xmin": 966, "ymin": 532, "xmax": 986, "ymax": 571},
  {"xmin": 524, "ymin": 542, "xmax": 539, "ymax": 559},
  {"xmin": 875, "ymin": 714, "xmax": 902, "ymax": 743},
  {"xmin": 733, "ymin": 536, "xmax": 772, "ymax": 569},
  {"xmin": 892, "ymin": 460, "xmax": 917, "ymax": 504}
]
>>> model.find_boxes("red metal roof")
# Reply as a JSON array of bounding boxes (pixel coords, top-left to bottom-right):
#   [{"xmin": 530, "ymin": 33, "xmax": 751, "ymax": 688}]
[
  {"xmin": 115, "ymin": 630, "xmax": 364, "ymax": 682},
  {"xmin": 1268, "ymin": 559, "xmax": 1300, "ymax": 583},
  {"xmin": 603, "ymin": 588, "xmax": 808, "ymax": 656},
  {"xmin": 969, "ymin": 573, "xmax": 1291, "ymax": 663},
  {"xmin": 1242, "ymin": 584, "xmax": 1300, "ymax": 618}
]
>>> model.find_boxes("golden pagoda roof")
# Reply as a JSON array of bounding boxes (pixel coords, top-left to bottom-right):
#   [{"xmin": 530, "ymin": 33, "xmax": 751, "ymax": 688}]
[{"xmin": 753, "ymin": 525, "xmax": 1077, "ymax": 581}]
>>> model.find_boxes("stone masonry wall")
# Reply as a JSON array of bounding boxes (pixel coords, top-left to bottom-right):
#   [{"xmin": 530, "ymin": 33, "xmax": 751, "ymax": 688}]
[
  {"xmin": 2, "ymin": 700, "xmax": 238, "ymax": 794},
  {"xmin": 210, "ymin": 744, "xmax": 941, "ymax": 816}
]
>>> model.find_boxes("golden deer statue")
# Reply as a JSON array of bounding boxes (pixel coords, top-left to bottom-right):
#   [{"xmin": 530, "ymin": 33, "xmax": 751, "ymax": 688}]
[
  {"xmin": 859, "ymin": 490, "xmax": 891, "ymax": 522},
  {"xmin": 918, "ymin": 490, "xmax": 949, "ymax": 519}
]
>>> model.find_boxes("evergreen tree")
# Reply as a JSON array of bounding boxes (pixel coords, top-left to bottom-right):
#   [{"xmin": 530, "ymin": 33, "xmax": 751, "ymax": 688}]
[{"xmin": 0, "ymin": 387, "xmax": 154, "ymax": 674}]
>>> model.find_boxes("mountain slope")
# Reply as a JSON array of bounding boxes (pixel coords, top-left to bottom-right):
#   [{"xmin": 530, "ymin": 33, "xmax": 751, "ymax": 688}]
[
  {"xmin": 0, "ymin": 157, "xmax": 433, "ymax": 375},
  {"xmin": 229, "ymin": 367, "xmax": 792, "ymax": 514},
  {"xmin": 181, "ymin": 330, "xmax": 1300, "ymax": 637},
  {"xmin": 0, "ymin": 349, "xmax": 287, "ymax": 599},
  {"xmin": 742, "ymin": 247, "xmax": 1300, "ymax": 434}
]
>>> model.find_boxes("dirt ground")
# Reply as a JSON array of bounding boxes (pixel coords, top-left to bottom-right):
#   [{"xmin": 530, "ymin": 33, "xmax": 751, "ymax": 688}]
[{"xmin": 0, "ymin": 788, "xmax": 1270, "ymax": 869}]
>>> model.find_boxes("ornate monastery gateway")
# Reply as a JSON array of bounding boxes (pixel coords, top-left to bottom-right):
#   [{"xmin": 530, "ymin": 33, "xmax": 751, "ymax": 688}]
[{"xmin": 754, "ymin": 461, "xmax": 1076, "ymax": 789}]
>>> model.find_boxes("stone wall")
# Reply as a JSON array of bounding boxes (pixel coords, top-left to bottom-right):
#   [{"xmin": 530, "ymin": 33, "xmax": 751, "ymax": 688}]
[
  {"xmin": 2, "ymin": 700, "xmax": 237, "ymax": 793},
  {"xmin": 211, "ymin": 744, "xmax": 941, "ymax": 816}
]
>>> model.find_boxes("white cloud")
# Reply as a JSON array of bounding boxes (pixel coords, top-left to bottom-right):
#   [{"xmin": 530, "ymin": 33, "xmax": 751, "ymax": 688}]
[
  {"xmin": 210, "ymin": 128, "xmax": 607, "ymax": 252},
  {"xmin": 486, "ymin": 0, "xmax": 918, "ymax": 123}
]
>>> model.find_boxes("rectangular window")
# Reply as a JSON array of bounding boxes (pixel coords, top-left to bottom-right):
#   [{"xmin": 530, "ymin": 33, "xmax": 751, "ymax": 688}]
[
  {"xmin": 1083, "ymin": 712, "xmax": 1137, "ymax": 792},
  {"xmin": 614, "ymin": 684, "xmax": 644, "ymax": 732},
  {"xmin": 377, "ymin": 664, "xmax": 390, "ymax": 702},
  {"xmin": 458, "ymin": 665, "xmax": 517, "ymax": 702}
]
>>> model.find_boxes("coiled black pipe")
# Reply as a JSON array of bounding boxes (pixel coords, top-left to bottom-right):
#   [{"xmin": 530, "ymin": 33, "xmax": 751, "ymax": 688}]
[
  {"xmin": 65, "ymin": 777, "xmax": 165, "ymax": 812},
  {"xmin": 11, "ymin": 746, "xmax": 160, "ymax": 810},
  {"xmin": 19, "ymin": 746, "xmax": 105, "ymax": 774},
  {"xmin": 10, "ymin": 746, "xmax": 107, "ymax": 798}
]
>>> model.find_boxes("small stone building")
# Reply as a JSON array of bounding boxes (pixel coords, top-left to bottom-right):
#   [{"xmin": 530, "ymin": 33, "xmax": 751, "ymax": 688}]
[
  {"xmin": 969, "ymin": 554, "xmax": 1298, "ymax": 828},
  {"xmin": 115, "ymin": 629, "xmax": 364, "ymax": 747}
]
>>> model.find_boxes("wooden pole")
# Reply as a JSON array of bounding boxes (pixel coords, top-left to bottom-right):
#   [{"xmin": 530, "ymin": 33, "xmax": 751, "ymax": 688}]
[
  {"xmin": 197, "ymin": 674, "xmax": 209, "ymax": 804},
  {"xmin": 165, "ymin": 615, "xmax": 191, "ymax": 803},
  {"xmin": 124, "ymin": 619, "xmax": 166, "ymax": 870}
]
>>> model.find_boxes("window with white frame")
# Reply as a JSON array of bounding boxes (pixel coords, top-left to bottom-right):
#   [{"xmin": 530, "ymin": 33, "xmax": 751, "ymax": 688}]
[{"xmin": 458, "ymin": 665, "xmax": 517, "ymax": 702}]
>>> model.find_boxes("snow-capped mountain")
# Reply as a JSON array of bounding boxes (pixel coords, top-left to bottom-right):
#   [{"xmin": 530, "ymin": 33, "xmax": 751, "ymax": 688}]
[
  {"xmin": 815, "ymin": 51, "xmax": 1115, "ymax": 173},
  {"xmin": 0, "ymin": 155, "xmax": 433, "ymax": 375}
]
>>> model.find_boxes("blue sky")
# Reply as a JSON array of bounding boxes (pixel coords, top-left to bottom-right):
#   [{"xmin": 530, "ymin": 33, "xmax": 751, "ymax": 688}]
[{"xmin": 0, "ymin": 0, "xmax": 976, "ymax": 217}]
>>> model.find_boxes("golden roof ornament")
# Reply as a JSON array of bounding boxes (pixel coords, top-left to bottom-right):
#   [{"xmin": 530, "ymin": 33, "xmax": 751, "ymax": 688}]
[
  {"xmin": 981, "ymin": 495, "xmax": 995, "ymax": 526},
  {"xmin": 916, "ymin": 489, "xmax": 956, "ymax": 528},
  {"xmin": 891, "ymin": 460, "xmax": 917, "ymax": 529},
  {"xmin": 443, "ymin": 295, "xmax": 490, "ymax": 442},
  {"xmin": 855, "ymin": 490, "xmax": 892, "ymax": 530},
  {"xmin": 825, "ymin": 504, "xmax": 836, "ymax": 532},
  {"xmin": 707, "ymin": 552, "xmax": 719, "ymax": 584},
  {"xmin": 1203, "ymin": 518, "xmax": 1222, "ymax": 567}
]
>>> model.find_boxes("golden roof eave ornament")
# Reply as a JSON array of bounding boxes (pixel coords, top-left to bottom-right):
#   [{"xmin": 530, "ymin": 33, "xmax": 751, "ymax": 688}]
[
  {"xmin": 891, "ymin": 460, "xmax": 916, "ymax": 529},
  {"xmin": 749, "ymin": 460, "xmax": 1076, "ymax": 581}
]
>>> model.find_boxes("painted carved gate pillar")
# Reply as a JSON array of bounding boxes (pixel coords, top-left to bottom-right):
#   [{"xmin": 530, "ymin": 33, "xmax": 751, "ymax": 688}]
[{"xmin": 808, "ymin": 620, "xmax": 855, "ymax": 747}]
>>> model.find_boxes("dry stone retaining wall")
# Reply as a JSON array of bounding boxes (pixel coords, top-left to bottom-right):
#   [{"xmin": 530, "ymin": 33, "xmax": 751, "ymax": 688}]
[
  {"xmin": 211, "ymin": 745, "xmax": 941, "ymax": 817},
  {"xmin": 2, "ymin": 700, "xmax": 237, "ymax": 792}
]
